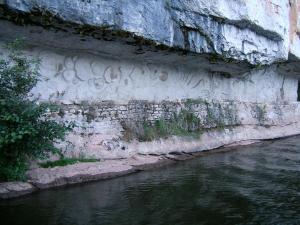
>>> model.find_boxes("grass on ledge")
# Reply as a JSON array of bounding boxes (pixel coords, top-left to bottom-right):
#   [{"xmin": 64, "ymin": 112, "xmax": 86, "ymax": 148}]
[
  {"xmin": 138, "ymin": 109, "xmax": 202, "ymax": 142},
  {"xmin": 39, "ymin": 158, "xmax": 100, "ymax": 168}
]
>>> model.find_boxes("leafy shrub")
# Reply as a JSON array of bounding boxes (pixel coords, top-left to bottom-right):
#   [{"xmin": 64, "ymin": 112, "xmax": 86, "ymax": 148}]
[{"xmin": 0, "ymin": 39, "xmax": 71, "ymax": 181}]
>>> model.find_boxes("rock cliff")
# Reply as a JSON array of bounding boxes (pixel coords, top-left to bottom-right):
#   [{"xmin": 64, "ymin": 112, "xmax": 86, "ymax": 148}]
[
  {"xmin": 1, "ymin": 0, "xmax": 300, "ymax": 75},
  {"xmin": 0, "ymin": 0, "xmax": 300, "ymax": 159}
]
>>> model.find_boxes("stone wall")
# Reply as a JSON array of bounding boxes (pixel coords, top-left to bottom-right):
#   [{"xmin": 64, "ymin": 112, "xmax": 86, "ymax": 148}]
[
  {"xmin": 54, "ymin": 99, "xmax": 300, "ymax": 159},
  {"xmin": 0, "ymin": 41, "xmax": 299, "ymax": 159}
]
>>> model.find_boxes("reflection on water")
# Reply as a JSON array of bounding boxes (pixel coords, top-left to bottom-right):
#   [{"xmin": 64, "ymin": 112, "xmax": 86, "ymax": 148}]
[{"xmin": 1, "ymin": 136, "xmax": 300, "ymax": 225}]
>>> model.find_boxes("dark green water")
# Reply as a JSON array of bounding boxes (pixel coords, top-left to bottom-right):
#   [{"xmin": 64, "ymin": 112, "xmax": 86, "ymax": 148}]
[{"xmin": 1, "ymin": 136, "xmax": 300, "ymax": 225}]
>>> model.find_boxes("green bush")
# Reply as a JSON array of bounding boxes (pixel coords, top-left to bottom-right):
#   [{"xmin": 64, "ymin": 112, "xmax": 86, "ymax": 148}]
[{"xmin": 0, "ymin": 39, "xmax": 71, "ymax": 181}]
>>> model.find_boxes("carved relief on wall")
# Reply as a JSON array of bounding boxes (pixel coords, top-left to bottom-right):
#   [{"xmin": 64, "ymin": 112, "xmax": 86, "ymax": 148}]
[
  {"xmin": 35, "ymin": 50, "xmax": 184, "ymax": 102},
  {"xmin": 32, "ymin": 48, "xmax": 296, "ymax": 103}
]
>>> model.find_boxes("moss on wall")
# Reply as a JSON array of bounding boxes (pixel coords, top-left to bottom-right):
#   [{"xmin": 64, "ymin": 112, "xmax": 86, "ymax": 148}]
[
  {"xmin": 251, "ymin": 104, "xmax": 267, "ymax": 125},
  {"xmin": 121, "ymin": 99, "xmax": 241, "ymax": 142}
]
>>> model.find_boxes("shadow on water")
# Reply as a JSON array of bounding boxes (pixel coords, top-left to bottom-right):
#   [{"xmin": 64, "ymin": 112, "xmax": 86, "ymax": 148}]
[{"xmin": 1, "ymin": 136, "xmax": 300, "ymax": 225}]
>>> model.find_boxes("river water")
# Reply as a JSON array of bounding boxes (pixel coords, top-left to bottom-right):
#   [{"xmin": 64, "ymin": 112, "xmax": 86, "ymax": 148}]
[{"xmin": 1, "ymin": 136, "xmax": 300, "ymax": 225}]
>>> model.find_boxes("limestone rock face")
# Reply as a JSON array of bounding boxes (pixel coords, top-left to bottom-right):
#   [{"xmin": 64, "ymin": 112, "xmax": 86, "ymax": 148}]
[{"xmin": 1, "ymin": 0, "xmax": 300, "ymax": 75}]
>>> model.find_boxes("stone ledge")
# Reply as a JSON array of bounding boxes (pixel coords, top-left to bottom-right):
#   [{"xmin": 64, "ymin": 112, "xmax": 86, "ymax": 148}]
[
  {"xmin": 0, "ymin": 155, "xmax": 169, "ymax": 199},
  {"xmin": 26, "ymin": 155, "xmax": 171, "ymax": 190},
  {"xmin": 1, "ymin": 123, "xmax": 300, "ymax": 200},
  {"xmin": 0, "ymin": 182, "xmax": 36, "ymax": 199}
]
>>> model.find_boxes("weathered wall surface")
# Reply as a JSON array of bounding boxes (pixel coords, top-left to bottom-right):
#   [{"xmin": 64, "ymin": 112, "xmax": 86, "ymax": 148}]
[
  {"xmin": 1, "ymin": 1, "xmax": 300, "ymax": 159},
  {"xmin": 56, "ymin": 100, "xmax": 300, "ymax": 159},
  {"xmin": 21, "ymin": 46, "xmax": 297, "ymax": 104}
]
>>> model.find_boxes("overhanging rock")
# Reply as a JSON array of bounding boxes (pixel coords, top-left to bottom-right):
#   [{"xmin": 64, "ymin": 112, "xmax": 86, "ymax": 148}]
[{"xmin": 0, "ymin": 0, "xmax": 300, "ymax": 77}]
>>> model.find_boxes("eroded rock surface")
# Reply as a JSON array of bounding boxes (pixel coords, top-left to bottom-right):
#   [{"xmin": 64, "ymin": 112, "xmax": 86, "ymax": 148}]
[
  {"xmin": 0, "ymin": 182, "xmax": 36, "ymax": 199},
  {"xmin": 1, "ymin": 0, "xmax": 300, "ymax": 75},
  {"xmin": 0, "ymin": 156, "xmax": 169, "ymax": 199},
  {"xmin": 26, "ymin": 155, "xmax": 166, "ymax": 189}
]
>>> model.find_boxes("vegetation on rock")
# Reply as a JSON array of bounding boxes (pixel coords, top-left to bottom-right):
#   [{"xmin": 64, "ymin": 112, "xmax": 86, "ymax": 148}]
[
  {"xmin": 139, "ymin": 109, "xmax": 202, "ymax": 141},
  {"xmin": 40, "ymin": 157, "xmax": 99, "ymax": 168},
  {"xmin": 121, "ymin": 99, "xmax": 241, "ymax": 142},
  {"xmin": 0, "ymin": 39, "xmax": 72, "ymax": 181}
]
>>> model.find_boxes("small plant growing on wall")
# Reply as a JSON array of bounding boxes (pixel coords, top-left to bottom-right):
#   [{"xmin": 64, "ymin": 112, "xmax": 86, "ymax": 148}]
[
  {"xmin": 0, "ymin": 39, "xmax": 72, "ymax": 181},
  {"xmin": 252, "ymin": 104, "xmax": 267, "ymax": 125},
  {"xmin": 139, "ymin": 109, "xmax": 202, "ymax": 142}
]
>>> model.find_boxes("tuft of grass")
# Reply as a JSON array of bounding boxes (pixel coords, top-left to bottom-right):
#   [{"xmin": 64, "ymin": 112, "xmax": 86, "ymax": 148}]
[
  {"xmin": 122, "ymin": 101, "xmax": 241, "ymax": 142},
  {"xmin": 252, "ymin": 104, "xmax": 267, "ymax": 125},
  {"xmin": 139, "ymin": 109, "xmax": 202, "ymax": 142},
  {"xmin": 39, "ymin": 158, "xmax": 99, "ymax": 168}
]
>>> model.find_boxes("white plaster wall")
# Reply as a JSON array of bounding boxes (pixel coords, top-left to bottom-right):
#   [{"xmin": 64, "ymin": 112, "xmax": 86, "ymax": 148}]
[{"xmin": 2, "ymin": 43, "xmax": 296, "ymax": 104}]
